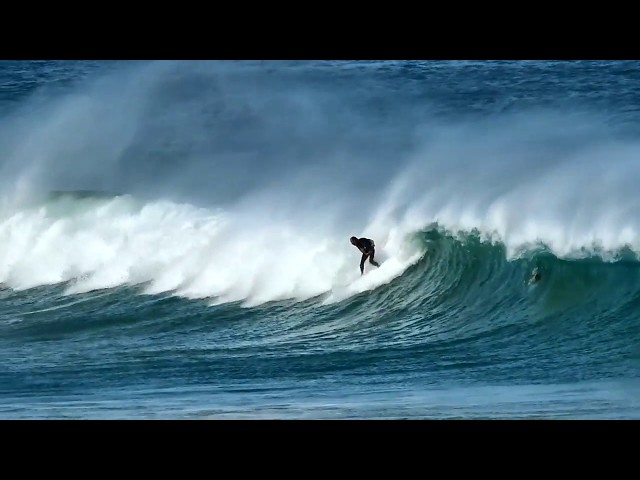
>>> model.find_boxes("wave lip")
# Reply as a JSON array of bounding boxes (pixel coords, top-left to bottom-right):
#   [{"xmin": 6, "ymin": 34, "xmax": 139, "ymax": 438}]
[{"xmin": 2, "ymin": 188, "xmax": 640, "ymax": 312}]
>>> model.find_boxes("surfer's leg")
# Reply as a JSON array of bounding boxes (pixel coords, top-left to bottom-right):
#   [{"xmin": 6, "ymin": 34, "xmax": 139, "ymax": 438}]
[{"xmin": 369, "ymin": 250, "xmax": 380, "ymax": 267}]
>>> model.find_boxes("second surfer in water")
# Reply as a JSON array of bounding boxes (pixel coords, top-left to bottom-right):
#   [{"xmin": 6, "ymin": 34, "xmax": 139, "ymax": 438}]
[
  {"xmin": 529, "ymin": 267, "xmax": 541, "ymax": 284},
  {"xmin": 350, "ymin": 236, "xmax": 380, "ymax": 275}
]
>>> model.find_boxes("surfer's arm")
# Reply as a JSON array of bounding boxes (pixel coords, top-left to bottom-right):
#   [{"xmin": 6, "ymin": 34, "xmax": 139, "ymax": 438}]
[{"xmin": 360, "ymin": 253, "xmax": 367, "ymax": 275}]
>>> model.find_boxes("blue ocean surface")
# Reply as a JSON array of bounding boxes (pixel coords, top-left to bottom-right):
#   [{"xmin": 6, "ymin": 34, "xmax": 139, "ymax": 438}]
[{"xmin": 1, "ymin": 60, "xmax": 639, "ymax": 419}]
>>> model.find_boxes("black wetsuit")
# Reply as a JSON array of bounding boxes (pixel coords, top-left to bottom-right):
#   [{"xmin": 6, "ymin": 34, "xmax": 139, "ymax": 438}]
[{"xmin": 354, "ymin": 237, "xmax": 380, "ymax": 274}]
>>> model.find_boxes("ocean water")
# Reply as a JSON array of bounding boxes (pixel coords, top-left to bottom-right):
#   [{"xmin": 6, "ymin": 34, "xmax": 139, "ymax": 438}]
[{"xmin": 1, "ymin": 60, "xmax": 639, "ymax": 419}]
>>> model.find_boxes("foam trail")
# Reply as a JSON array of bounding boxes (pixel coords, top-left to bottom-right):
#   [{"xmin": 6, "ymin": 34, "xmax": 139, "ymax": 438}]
[{"xmin": 0, "ymin": 194, "xmax": 426, "ymax": 305}]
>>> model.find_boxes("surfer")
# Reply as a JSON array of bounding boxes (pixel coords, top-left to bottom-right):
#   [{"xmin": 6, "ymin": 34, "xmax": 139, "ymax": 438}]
[
  {"xmin": 350, "ymin": 236, "xmax": 380, "ymax": 275},
  {"xmin": 529, "ymin": 267, "xmax": 541, "ymax": 284}
]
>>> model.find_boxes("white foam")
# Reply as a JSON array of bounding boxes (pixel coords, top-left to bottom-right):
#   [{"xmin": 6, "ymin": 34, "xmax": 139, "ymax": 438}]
[{"xmin": 0, "ymin": 195, "xmax": 425, "ymax": 305}]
